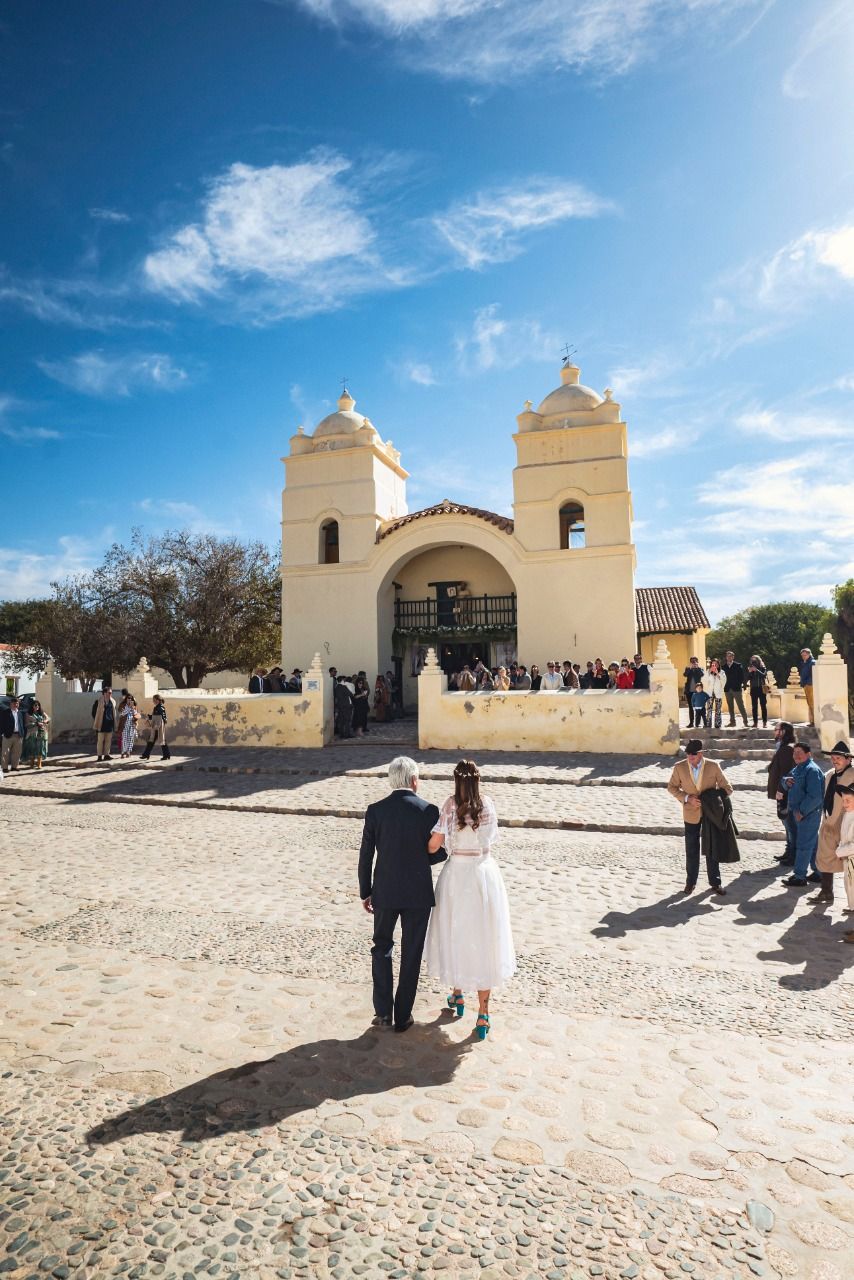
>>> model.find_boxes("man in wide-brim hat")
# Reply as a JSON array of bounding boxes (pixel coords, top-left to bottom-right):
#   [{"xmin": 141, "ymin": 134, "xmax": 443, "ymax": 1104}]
[{"xmin": 813, "ymin": 740, "xmax": 854, "ymax": 905}]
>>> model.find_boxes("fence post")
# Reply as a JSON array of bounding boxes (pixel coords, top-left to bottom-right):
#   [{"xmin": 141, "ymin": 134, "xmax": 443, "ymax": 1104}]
[
  {"xmin": 418, "ymin": 647, "xmax": 447, "ymax": 750},
  {"xmin": 651, "ymin": 638, "xmax": 680, "ymax": 754},
  {"xmin": 125, "ymin": 657, "xmax": 159, "ymax": 715},
  {"xmin": 812, "ymin": 632, "xmax": 851, "ymax": 750}
]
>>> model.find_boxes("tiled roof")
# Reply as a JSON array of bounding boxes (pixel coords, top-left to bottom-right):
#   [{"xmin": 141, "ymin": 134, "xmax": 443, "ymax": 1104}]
[
  {"xmin": 377, "ymin": 499, "xmax": 514, "ymax": 542},
  {"xmin": 635, "ymin": 586, "xmax": 710, "ymax": 635}
]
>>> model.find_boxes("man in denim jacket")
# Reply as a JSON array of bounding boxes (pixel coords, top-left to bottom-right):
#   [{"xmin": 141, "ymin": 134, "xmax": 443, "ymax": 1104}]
[{"xmin": 780, "ymin": 741, "xmax": 825, "ymax": 887}]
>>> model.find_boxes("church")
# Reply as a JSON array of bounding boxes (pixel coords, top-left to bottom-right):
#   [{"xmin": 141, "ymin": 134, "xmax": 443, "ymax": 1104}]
[{"xmin": 280, "ymin": 360, "xmax": 709, "ymax": 704}]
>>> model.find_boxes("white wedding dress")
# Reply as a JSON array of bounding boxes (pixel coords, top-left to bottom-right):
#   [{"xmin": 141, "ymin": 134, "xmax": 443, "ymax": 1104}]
[{"xmin": 424, "ymin": 795, "xmax": 516, "ymax": 991}]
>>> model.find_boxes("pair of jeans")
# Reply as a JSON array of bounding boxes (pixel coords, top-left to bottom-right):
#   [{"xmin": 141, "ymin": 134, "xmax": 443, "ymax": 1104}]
[
  {"xmin": 750, "ymin": 688, "xmax": 767, "ymax": 725},
  {"xmin": 708, "ymin": 696, "xmax": 722, "ymax": 729},
  {"xmin": 371, "ymin": 906, "xmax": 431, "ymax": 1026},
  {"xmin": 684, "ymin": 821, "xmax": 721, "ymax": 888},
  {"xmin": 787, "ymin": 809, "xmax": 821, "ymax": 879},
  {"xmin": 725, "ymin": 689, "xmax": 748, "ymax": 724}
]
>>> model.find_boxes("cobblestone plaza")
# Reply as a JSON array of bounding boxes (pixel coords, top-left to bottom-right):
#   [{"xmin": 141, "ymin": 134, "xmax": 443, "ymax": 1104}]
[{"xmin": 1, "ymin": 733, "xmax": 852, "ymax": 1280}]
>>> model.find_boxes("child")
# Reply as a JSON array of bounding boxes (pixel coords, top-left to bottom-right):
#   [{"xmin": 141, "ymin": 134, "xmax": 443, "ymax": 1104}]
[{"xmin": 690, "ymin": 680, "xmax": 711, "ymax": 729}]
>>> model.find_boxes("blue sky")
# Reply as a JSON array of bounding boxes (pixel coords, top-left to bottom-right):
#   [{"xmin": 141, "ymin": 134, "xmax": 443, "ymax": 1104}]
[{"xmin": 1, "ymin": 0, "xmax": 853, "ymax": 623}]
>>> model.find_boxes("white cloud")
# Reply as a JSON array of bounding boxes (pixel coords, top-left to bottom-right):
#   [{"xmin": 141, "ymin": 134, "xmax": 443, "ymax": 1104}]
[
  {"xmin": 290, "ymin": 0, "xmax": 768, "ymax": 83},
  {"xmin": 0, "ymin": 394, "xmax": 62, "ymax": 444},
  {"xmin": 0, "ymin": 535, "xmax": 101, "ymax": 600},
  {"xmin": 781, "ymin": 1, "xmax": 853, "ymax": 100},
  {"xmin": 434, "ymin": 180, "xmax": 613, "ymax": 270},
  {"xmin": 734, "ymin": 405, "xmax": 853, "ymax": 441},
  {"xmin": 630, "ymin": 427, "xmax": 680, "ymax": 458},
  {"xmin": 455, "ymin": 303, "xmax": 559, "ymax": 372},
  {"xmin": 89, "ymin": 207, "xmax": 131, "ymax": 223},
  {"xmin": 697, "ymin": 455, "xmax": 854, "ymax": 539},
  {"xmin": 143, "ymin": 152, "xmax": 390, "ymax": 317},
  {"xmin": 38, "ymin": 350, "xmax": 189, "ymax": 397},
  {"xmin": 400, "ymin": 360, "xmax": 437, "ymax": 386},
  {"xmin": 135, "ymin": 498, "xmax": 234, "ymax": 536}
]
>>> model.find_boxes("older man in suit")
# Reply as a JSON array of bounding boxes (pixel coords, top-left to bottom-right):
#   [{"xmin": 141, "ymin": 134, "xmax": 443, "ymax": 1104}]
[
  {"xmin": 667, "ymin": 737, "xmax": 733, "ymax": 894},
  {"xmin": 359, "ymin": 756, "xmax": 443, "ymax": 1033}
]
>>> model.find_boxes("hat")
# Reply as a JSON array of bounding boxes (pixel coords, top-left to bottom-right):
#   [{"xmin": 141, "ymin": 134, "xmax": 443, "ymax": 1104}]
[
  {"xmin": 837, "ymin": 782, "xmax": 854, "ymax": 796},
  {"xmin": 685, "ymin": 738, "xmax": 704, "ymax": 754},
  {"xmin": 827, "ymin": 740, "xmax": 852, "ymax": 758}
]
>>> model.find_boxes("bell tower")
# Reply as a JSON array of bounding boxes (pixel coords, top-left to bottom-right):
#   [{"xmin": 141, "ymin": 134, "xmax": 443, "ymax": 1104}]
[{"xmin": 511, "ymin": 361, "xmax": 637, "ymax": 660}]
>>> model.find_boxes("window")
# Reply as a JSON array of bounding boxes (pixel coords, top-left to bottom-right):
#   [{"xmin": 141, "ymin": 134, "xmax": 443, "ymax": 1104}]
[
  {"xmin": 559, "ymin": 502, "xmax": 586, "ymax": 550},
  {"xmin": 321, "ymin": 519, "xmax": 339, "ymax": 564}
]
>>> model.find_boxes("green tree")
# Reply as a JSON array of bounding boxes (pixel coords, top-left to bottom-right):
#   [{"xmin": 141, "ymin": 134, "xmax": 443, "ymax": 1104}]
[
  {"xmin": 706, "ymin": 601, "xmax": 834, "ymax": 685},
  {"xmin": 832, "ymin": 579, "xmax": 854, "ymax": 692},
  {"xmin": 0, "ymin": 599, "xmax": 44, "ymax": 645},
  {"xmin": 95, "ymin": 529, "xmax": 281, "ymax": 688},
  {"xmin": 9, "ymin": 580, "xmax": 138, "ymax": 691}
]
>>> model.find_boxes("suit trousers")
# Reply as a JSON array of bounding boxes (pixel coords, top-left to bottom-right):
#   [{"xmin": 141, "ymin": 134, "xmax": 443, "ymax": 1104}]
[
  {"xmin": 803, "ymin": 685, "xmax": 814, "ymax": 724},
  {"xmin": 684, "ymin": 821, "xmax": 721, "ymax": 888},
  {"xmin": 725, "ymin": 689, "xmax": 748, "ymax": 724},
  {"xmin": 96, "ymin": 731, "xmax": 113, "ymax": 756},
  {"xmin": 371, "ymin": 906, "xmax": 431, "ymax": 1026},
  {"xmin": 787, "ymin": 810, "xmax": 820, "ymax": 880},
  {"xmin": 1, "ymin": 734, "xmax": 23, "ymax": 770}
]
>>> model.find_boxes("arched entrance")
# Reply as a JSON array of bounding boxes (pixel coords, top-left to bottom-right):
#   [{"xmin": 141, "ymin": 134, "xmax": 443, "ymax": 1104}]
[{"xmin": 375, "ymin": 539, "xmax": 518, "ymax": 709}]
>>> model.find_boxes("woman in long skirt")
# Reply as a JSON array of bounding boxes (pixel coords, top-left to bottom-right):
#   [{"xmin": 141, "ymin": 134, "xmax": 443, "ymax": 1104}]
[
  {"xmin": 425, "ymin": 759, "xmax": 515, "ymax": 1040},
  {"xmin": 22, "ymin": 700, "xmax": 50, "ymax": 768}
]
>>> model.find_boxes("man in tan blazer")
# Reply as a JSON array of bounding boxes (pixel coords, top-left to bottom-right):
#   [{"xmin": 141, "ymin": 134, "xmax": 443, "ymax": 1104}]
[{"xmin": 667, "ymin": 738, "xmax": 733, "ymax": 894}]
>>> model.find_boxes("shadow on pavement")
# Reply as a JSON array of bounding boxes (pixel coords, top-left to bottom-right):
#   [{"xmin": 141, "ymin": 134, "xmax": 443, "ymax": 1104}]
[{"xmin": 85, "ymin": 1015, "xmax": 472, "ymax": 1145}]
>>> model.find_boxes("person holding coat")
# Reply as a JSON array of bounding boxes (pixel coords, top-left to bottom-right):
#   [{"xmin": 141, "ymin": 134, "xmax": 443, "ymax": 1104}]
[
  {"xmin": 768, "ymin": 721, "xmax": 796, "ymax": 867},
  {"xmin": 667, "ymin": 739, "xmax": 733, "ymax": 894},
  {"xmin": 22, "ymin": 700, "xmax": 50, "ymax": 768},
  {"xmin": 811, "ymin": 741, "xmax": 854, "ymax": 904}
]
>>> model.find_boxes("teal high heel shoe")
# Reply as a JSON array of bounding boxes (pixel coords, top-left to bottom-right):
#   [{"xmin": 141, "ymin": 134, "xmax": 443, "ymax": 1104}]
[
  {"xmin": 475, "ymin": 1012, "xmax": 490, "ymax": 1041},
  {"xmin": 446, "ymin": 992, "xmax": 465, "ymax": 1017}
]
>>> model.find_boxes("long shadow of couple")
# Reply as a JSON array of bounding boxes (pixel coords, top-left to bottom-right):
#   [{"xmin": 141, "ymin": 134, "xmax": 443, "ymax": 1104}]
[{"xmin": 85, "ymin": 1014, "xmax": 473, "ymax": 1147}]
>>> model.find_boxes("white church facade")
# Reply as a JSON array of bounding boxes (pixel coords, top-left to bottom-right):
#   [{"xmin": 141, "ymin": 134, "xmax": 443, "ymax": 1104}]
[{"xmin": 280, "ymin": 360, "xmax": 707, "ymax": 704}]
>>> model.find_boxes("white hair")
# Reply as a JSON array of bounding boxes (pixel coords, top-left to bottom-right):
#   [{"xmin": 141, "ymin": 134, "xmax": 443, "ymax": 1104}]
[{"xmin": 388, "ymin": 755, "xmax": 418, "ymax": 790}]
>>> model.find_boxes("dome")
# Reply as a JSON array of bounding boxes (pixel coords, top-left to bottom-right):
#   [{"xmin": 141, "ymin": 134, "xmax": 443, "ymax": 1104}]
[
  {"xmin": 314, "ymin": 389, "xmax": 367, "ymax": 437},
  {"xmin": 537, "ymin": 363, "xmax": 603, "ymax": 416}
]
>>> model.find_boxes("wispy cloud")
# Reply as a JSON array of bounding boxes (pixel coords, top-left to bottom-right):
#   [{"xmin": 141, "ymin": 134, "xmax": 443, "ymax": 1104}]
[
  {"xmin": 455, "ymin": 303, "xmax": 559, "ymax": 372},
  {"xmin": 781, "ymin": 0, "xmax": 853, "ymax": 99},
  {"xmin": 143, "ymin": 151, "xmax": 398, "ymax": 319},
  {"xmin": 0, "ymin": 394, "xmax": 62, "ymax": 444},
  {"xmin": 289, "ymin": 0, "xmax": 769, "ymax": 83},
  {"xmin": 734, "ymin": 404, "xmax": 853, "ymax": 441},
  {"xmin": 434, "ymin": 180, "xmax": 613, "ymax": 270},
  {"xmin": 0, "ymin": 268, "xmax": 152, "ymax": 331},
  {"xmin": 89, "ymin": 207, "xmax": 131, "ymax": 224},
  {"xmin": 630, "ymin": 427, "xmax": 680, "ymax": 458},
  {"xmin": 0, "ymin": 534, "xmax": 102, "ymax": 600},
  {"xmin": 397, "ymin": 359, "xmax": 437, "ymax": 386},
  {"xmin": 135, "ymin": 497, "xmax": 234, "ymax": 536},
  {"xmin": 37, "ymin": 350, "xmax": 190, "ymax": 397}
]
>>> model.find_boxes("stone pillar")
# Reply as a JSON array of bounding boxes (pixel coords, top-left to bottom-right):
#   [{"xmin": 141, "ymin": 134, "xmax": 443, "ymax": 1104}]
[
  {"xmin": 650, "ymin": 638, "xmax": 681, "ymax": 754},
  {"xmin": 812, "ymin": 633, "xmax": 851, "ymax": 751},
  {"xmin": 764, "ymin": 670, "xmax": 782, "ymax": 722},
  {"xmin": 125, "ymin": 658, "xmax": 159, "ymax": 715},
  {"xmin": 418, "ymin": 647, "xmax": 447, "ymax": 751},
  {"xmin": 35, "ymin": 659, "xmax": 57, "ymax": 720},
  {"xmin": 780, "ymin": 667, "xmax": 807, "ymax": 725},
  {"xmin": 301, "ymin": 652, "xmax": 333, "ymax": 746}
]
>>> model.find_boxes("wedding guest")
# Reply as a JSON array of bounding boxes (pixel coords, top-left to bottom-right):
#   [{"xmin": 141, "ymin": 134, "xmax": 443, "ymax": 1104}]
[
  {"xmin": 705, "ymin": 658, "xmax": 725, "ymax": 729},
  {"xmin": 373, "ymin": 675, "xmax": 390, "ymax": 722},
  {"xmin": 683, "ymin": 656, "xmax": 704, "ymax": 727},
  {"xmin": 529, "ymin": 664, "xmax": 542, "ymax": 691},
  {"xmin": 591, "ymin": 659, "xmax": 609, "ymax": 689},
  {"xmin": 0, "ymin": 695, "xmax": 25, "ymax": 772},
  {"xmin": 633, "ymin": 653, "xmax": 650, "ymax": 691},
  {"xmin": 141, "ymin": 694, "xmax": 170, "ymax": 762},
  {"xmin": 561, "ymin": 661, "xmax": 579, "ymax": 689},
  {"xmin": 248, "ymin": 668, "xmax": 267, "ymax": 693},
  {"xmin": 515, "ymin": 664, "xmax": 532, "ymax": 690},
  {"xmin": 334, "ymin": 677, "xmax": 354, "ymax": 738},
  {"xmin": 579, "ymin": 661, "xmax": 595, "ymax": 689},
  {"xmin": 798, "ymin": 647, "xmax": 816, "ymax": 724},
  {"xmin": 607, "ymin": 662, "xmax": 620, "ymax": 689},
  {"xmin": 385, "ymin": 670, "xmax": 400, "ymax": 716},
  {"xmin": 835, "ymin": 785, "xmax": 854, "ymax": 923},
  {"xmin": 493, "ymin": 667, "xmax": 510, "ymax": 691},
  {"xmin": 780, "ymin": 742, "xmax": 824, "ymax": 888},
  {"xmin": 457, "ymin": 665, "xmax": 476, "ymax": 691},
  {"xmin": 92, "ymin": 686, "xmax": 117, "ymax": 762},
  {"xmin": 667, "ymin": 738, "xmax": 732, "ymax": 894},
  {"xmin": 352, "ymin": 677, "xmax": 370, "ymax": 736},
  {"xmin": 768, "ymin": 721, "xmax": 796, "ymax": 867},
  {"xmin": 425, "ymin": 759, "xmax": 516, "ymax": 1041},
  {"xmin": 266, "ymin": 666, "xmax": 285, "ymax": 692},
  {"xmin": 540, "ymin": 661, "xmax": 563, "ymax": 690},
  {"xmin": 118, "ymin": 693, "xmax": 140, "ymax": 758},
  {"xmin": 722, "ymin": 651, "xmax": 749, "ymax": 728},
  {"xmin": 690, "ymin": 681, "xmax": 710, "ymax": 728},
  {"xmin": 615, "ymin": 658, "xmax": 635, "ymax": 689},
  {"xmin": 812, "ymin": 741, "xmax": 854, "ymax": 904},
  {"xmin": 22, "ymin": 699, "xmax": 50, "ymax": 769},
  {"xmin": 479, "ymin": 671, "xmax": 495, "ymax": 692},
  {"xmin": 746, "ymin": 654, "xmax": 768, "ymax": 728}
]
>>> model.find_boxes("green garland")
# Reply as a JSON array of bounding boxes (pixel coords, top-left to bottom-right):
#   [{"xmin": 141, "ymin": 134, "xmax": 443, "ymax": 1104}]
[{"xmin": 392, "ymin": 624, "xmax": 516, "ymax": 656}]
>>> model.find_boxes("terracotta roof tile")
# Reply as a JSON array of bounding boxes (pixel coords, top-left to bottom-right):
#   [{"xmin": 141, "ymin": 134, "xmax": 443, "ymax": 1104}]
[
  {"xmin": 377, "ymin": 499, "xmax": 514, "ymax": 542},
  {"xmin": 635, "ymin": 586, "xmax": 710, "ymax": 635}
]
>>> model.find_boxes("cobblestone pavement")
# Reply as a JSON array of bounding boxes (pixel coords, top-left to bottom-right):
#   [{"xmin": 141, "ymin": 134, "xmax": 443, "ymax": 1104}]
[{"xmin": 1, "ymin": 746, "xmax": 852, "ymax": 1280}]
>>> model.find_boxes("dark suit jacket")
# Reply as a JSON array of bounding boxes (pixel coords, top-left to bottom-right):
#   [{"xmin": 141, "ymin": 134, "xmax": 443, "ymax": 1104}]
[
  {"xmin": 358, "ymin": 789, "xmax": 441, "ymax": 910},
  {"xmin": 1, "ymin": 707, "xmax": 24, "ymax": 737},
  {"xmin": 248, "ymin": 675, "xmax": 264, "ymax": 693}
]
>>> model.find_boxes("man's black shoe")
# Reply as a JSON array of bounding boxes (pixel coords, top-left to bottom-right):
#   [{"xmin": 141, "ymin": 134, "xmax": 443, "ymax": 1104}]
[
  {"xmin": 807, "ymin": 871, "xmax": 822, "ymax": 883},
  {"xmin": 782, "ymin": 876, "xmax": 808, "ymax": 887},
  {"xmin": 683, "ymin": 882, "xmax": 696, "ymax": 894},
  {"xmin": 711, "ymin": 885, "xmax": 727, "ymax": 895},
  {"xmin": 393, "ymin": 1018, "xmax": 414, "ymax": 1034},
  {"xmin": 371, "ymin": 1015, "xmax": 392, "ymax": 1028}
]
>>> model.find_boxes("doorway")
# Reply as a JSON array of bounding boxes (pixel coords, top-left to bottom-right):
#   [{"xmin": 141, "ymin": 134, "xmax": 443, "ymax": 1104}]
[{"xmin": 438, "ymin": 643, "xmax": 487, "ymax": 676}]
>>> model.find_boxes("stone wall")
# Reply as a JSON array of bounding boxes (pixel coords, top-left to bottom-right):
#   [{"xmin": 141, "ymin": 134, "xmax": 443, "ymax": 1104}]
[{"xmin": 418, "ymin": 641, "xmax": 681, "ymax": 755}]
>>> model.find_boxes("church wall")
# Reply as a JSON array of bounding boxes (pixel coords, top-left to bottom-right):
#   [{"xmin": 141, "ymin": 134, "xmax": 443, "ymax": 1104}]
[
  {"xmin": 515, "ymin": 551, "xmax": 637, "ymax": 666},
  {"xmin": 639, "ymin": 631, "xmax": 708, "ymax": 673},
  {"xmin": 282, "ymin": 568, "xmax": 381, "ymax": 679},
  {"xmin": 394, "ymin": 545, "xmax": 515, "ymax": 599}
]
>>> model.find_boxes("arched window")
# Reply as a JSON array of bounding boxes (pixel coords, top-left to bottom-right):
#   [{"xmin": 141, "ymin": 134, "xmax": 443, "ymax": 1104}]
[
  {"xmin": 321, "ymin": 519, "xmax": 339, "ymax": 564},
  {"xmin": 559, "ymin": 502, "xmax": 586, "ymax": 550}
]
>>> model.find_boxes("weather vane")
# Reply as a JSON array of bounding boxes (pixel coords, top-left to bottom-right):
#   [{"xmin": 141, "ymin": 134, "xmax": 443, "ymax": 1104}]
[
  {"xmin": 561, "ymin": 343, "xmax": 577, "ymax": 366},
  {"xmin": 340, "ymin": 375, "xmax": 350, "ymax": 393}
]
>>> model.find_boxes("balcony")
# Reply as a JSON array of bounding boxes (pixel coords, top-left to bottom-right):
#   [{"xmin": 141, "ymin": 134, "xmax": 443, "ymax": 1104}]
[{"xmin": 394, "ymin": 593, "xmax": 517, "ymax": 632}]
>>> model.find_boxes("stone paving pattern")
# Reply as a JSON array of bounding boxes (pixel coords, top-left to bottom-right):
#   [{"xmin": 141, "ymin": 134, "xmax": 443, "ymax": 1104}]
[{"xmin": 1, "ymin": 735, "xmax": 853, "ymax": 1280}]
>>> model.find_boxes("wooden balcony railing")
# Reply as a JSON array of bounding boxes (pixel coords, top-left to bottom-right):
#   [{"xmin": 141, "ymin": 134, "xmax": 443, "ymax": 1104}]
[{"xmin": 394, "ymin": 594, "xmax": 517, "ymax": 631}]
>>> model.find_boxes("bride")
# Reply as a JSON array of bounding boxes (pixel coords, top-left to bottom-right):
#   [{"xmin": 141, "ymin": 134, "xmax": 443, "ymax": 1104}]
[{"xmin": 425, "ymin": 759, "xmax": 516, "ymax": 1040}]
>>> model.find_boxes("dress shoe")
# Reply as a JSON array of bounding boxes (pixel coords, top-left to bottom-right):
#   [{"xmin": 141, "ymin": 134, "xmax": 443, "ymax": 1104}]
[
  {"xmin": 844, "ymin": 933, "xmax": 854, "ymax": 944},
  {"xmin": 807, "ymin": 871, "xmax": 822, "ymax": 884},
  {"xmin": 371, "ymin": 1014, "xmax": 392, "ymax": 1028},
  {"xmin": 807, "ymin": 892, "xmax": 833, "ymax": 905},
  {"xmin": 683, "ymin": 882, "xmax": 696, "ymax": 894},
  {"xmin": 782, "ymin": 876, "xmax": 808, "ymax": 887},
  {"xmin": 393, "ymin": 1018, "xmax": 414, "ymax": 1034},
  {"xmin": 711, "ymin": 885, "xmax": 727, "ymax": 895}
]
